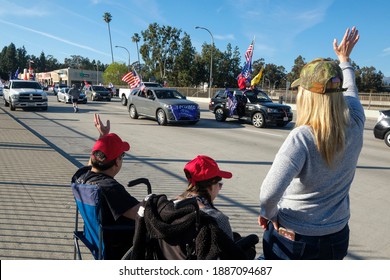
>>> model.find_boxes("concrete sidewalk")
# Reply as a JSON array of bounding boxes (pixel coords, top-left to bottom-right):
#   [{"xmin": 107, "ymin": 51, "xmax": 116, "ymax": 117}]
[{"xmin": 0, "ymin": 109, "xmax": 77, "ymax": 259}]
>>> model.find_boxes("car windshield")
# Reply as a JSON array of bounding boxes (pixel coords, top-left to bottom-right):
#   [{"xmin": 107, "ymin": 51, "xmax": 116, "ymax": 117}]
[
  {"xmin": 12, "ymin": 81, "xmax": 42, "ymax": 89},
  {"xmin": 92, "ymin": 86, "xmax": 108, "ymax": 91},
  {"xmin": 245, "ymin": 91, "xmax": 272, "ymax": 103},
  {"xmin": 155, "ymin": 90, "xmax": 185, "ymax": 99}
]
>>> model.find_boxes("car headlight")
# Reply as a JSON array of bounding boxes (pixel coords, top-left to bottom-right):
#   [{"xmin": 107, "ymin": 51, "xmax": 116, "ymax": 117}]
[
  {"xmin": 267, "ymin": 108, "xmax": 279, "ymax": 113},
  {"xmin": 11, "ymin": 94, "xmax": 19, "ymax": 99},
  {"xmin": 163, "ymin": 104, "xmax": 172, "ymax": 110},
  {"xmin": 42, "ymin": 92, "xmax": 47, "ymax": 98}
]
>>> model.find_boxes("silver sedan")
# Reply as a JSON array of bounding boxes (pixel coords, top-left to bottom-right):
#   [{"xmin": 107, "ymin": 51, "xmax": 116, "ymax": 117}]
[{"xmin": 57, "ymin": 87, "xmax": 87, "ymax": 104}]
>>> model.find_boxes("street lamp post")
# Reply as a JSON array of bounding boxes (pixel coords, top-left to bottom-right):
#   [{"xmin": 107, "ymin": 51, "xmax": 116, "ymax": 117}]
[
  {"xmin": 115, "ymin": 45, "xmax": 131, "ymax": 71},
  {"xmin": 195, "ymin": 26, "xmax": 214, "ymax": 99}
]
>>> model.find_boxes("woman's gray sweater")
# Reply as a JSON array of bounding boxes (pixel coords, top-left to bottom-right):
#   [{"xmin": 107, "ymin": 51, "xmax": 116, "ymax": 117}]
[{"xmin": 259, "ymin": 61, "xmax": 365, "ymax": 236}]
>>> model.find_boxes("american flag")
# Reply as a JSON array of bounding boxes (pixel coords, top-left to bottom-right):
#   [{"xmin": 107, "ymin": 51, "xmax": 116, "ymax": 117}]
[
  {"xmin": 245, "ymin": 42, "xmax": 253, "ymax": 62},
  {"xmin": 121, "ymin": 70, "xmax": 141, "ymax": 88}
]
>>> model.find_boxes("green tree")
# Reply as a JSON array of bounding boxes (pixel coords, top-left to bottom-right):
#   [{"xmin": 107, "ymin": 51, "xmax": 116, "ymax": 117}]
[
  {"xmin": 359, "ymin": 66, "xmax": 384, "ymax": 92},
  {"xmin": 289, "ymin": 55, "xmax": 306, "ymax": 85},
  {"xmin": 103, "ymin": 12, "xmax": 114, "ymax": 63},
  {"xmin": 45, "ymin": 55, "xmax": 60, "ymax": 71},
  {"xmin": 171, "ymin": 32, "xmax": 195, "ymax": 86},
  {"xmin": 191, "ymin": 53, "xmax": 207, "ymax": 88},
  {"xmin": 102, "ymin": 62, "xmax": 128, "ymax": 86},
  {"xmin": 140, "ymin": 23, "xmax": 182, "ymax": 81},
  {"xmin": 0, "ymin": 43, "xmax": 18, "ymax": 78},
  {"xmin": 211, "ymin": 43, "xmax": 241, "ymax": 88}
]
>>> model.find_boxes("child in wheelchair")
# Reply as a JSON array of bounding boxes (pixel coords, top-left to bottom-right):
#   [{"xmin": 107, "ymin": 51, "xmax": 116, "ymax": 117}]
[{"xmin": 127, "ymin": 155, "xmax": 259, "ymax": 260}]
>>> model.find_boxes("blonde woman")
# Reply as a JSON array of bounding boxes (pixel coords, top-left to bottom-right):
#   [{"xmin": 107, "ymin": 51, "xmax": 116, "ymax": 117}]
[{"xmin": 258, "ymin": 26, "xmax": 364, "ymax": 259}]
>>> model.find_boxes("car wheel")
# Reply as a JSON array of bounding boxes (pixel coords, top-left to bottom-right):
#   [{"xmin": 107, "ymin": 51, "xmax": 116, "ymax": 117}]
[
  {"xmin": 252, "ymin": 112, "xmax": 266, "ymax": 128},
  {"xmin": 121, "ymin": 95, "xmax": 127, "ymax": 106},
  {"xmin": 385, "ymin": 131, "xmax": 390, "ymax": 147},
  {"xmin": 215, "ymin": 107, "xmax": 227, "ymax": 122},
  {"xmin": 4, "ymin": 96, "xmax": 9, "ymax": 107},
  {"xmin": 129, "ymin": 105, "xmax": 138, "ymax": 119},
  {"xmin": 157, "ymin": 109, "xmax": 167, "ymax": 126},
  {"xmin": 10, "ymin": 100, "xmax": 16, "ymax": 111}
]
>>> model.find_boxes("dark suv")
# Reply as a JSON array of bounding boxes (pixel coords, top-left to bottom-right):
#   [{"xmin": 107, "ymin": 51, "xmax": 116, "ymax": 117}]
[{"xmin": 209, "ymin": 89, "xmax": 293, "ymax": 128}]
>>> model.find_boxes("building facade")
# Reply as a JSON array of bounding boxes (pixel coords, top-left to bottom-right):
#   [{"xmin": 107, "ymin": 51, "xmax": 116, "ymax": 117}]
[{"xmin": 35, "ymin": 68, "xmax": 103, "ymax": 88}]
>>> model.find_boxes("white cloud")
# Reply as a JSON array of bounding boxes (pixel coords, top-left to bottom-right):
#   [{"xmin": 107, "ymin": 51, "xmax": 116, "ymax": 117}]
[
  {"xmin": 214, "ymin": 34, "xmax": 236, "ymax": 41},
  {"xmin": 0, "ymin": 19, "xmax": 108, "ymax": 57}
]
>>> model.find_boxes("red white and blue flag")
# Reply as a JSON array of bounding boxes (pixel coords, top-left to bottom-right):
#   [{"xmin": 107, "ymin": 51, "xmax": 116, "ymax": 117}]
[
  {"xmin": 245, "ymin": 41, "xmax": 254, "ymax": 63},
  {"xmin": 122, "ymin": 70, "xmax": 141, "ymax": 88},
  {"xmin": 237, "ymin": 40, "xmax": 254, "ymax": 88}
]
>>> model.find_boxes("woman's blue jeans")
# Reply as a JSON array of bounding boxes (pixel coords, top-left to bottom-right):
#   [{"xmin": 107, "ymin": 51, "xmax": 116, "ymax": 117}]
[{"xmin": 262, "ymin": 222, "xmax": 349, "ymax": 260}]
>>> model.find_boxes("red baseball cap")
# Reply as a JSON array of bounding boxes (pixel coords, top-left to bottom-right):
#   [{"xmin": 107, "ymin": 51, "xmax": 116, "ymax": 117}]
[
  {"xmin": 91, "ymin": 133, "xmax": 130, "ymax": 162},
  {"xmin": 184, "ymin": 155, "xmax": 232, "ymax": 185}
]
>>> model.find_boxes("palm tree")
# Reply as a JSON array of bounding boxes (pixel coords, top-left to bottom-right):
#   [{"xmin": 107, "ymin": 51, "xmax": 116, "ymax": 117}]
[
  {"xmin": 103, "ymin": 12, "xmax": 114, "ymax": 63},
  {"xmin": 132, "ymin": 33, "xmax": 141, "ymax": 73}
]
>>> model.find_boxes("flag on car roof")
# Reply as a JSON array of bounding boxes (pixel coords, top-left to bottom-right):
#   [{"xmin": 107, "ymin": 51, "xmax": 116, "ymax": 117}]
[
  {"xmin": 13, "ymin": 67, "xmax": 19, "ymax": 79},
  {"xmin": 245, "ymin": 41, "xmax": 254, "ymax": 63},
  {"xmin": 122, "ymin": 70, "xmax": 141, "ymax": 88},
  {"xmin": 251, "ymin": 67, "xmax": 264, "ymax": 87},
  {"xmin": 237, "ymin": 39, "xmax": 255, "ymax": 88}
]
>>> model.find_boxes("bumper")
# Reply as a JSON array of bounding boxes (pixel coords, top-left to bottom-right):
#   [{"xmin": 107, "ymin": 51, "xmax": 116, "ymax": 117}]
[
  {"xmin": 266, "ymin": 112, "xmax": 293, "ymax": 123},
  {"xmin": 13, "ymin": 101, "xmax": 48, "ymax": 108},
  {"xmin": 373, "ymin": 125, "xmax": 389, "ymax": 140}
]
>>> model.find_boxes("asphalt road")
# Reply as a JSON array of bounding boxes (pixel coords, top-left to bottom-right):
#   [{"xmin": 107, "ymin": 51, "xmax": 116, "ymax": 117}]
[{"xmin": 1, "ymin": 93, "xmax": 389, "ymax": 260}]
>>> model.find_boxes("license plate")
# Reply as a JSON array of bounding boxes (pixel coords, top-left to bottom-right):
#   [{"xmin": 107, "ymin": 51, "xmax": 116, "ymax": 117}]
[{"xmin": 283, "ymin": 117, "xmax": 288, "ymax": 121}]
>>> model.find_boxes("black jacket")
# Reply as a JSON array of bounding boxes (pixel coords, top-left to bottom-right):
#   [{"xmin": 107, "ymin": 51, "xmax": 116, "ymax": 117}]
[{"xmin": 130, "ymin": 194, "xmax": 247, "ymax": 260}]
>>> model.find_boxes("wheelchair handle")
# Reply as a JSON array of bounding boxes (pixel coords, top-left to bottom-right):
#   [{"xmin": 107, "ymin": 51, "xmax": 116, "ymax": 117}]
[
  {"xmin": 174, "ymin": 197, "xmax": 199, "ymax": 211},
  {"xmin": 127, "ymin": 178, "xmax": 152, "ymax": 194}
]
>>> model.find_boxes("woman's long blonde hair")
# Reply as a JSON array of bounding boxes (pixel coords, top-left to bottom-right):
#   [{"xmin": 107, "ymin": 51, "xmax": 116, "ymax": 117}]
[{"xmin": 295, "ymin": 87, "xmax": 349, "ymax": 166}]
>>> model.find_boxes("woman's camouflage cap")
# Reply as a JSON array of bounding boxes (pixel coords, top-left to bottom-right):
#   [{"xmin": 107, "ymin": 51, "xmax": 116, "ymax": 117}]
[{"xmin": 291, "ymin": 58, "xmax": 343, "ymax": 94}]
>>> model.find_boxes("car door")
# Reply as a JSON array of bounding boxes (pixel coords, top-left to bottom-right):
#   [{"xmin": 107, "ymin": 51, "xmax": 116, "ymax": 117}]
[
  {"xmin": 143, "ymin": 89, "xmax": 158, "ymax": 117},
  {"xmin": 133, "ymin": 90, "xmax": 149, "ymax": 116}
]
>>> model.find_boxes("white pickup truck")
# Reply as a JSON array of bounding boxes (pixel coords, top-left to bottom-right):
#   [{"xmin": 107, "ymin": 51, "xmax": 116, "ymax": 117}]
[
  {"xmin": 3, "ymin": 80, "xmax": 48, "ymax": 111},
  {"xmin": 119, "ymin": 82, "xmax": 162, "ymax": 106}
]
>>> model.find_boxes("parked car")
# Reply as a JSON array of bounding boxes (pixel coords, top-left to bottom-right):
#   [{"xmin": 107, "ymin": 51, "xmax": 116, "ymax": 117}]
[
  {"xmin": 57, "ymin": 87, "xmax": 87, "ymax": 104},
  {"xmin": 83, "ymin": 85, "xmax": 111, "ymax": 101},
  {"xmin": 209, "ymin": 88, "xmax": 293, "ymax": 128},
  {"xmin": 373, "ymin": 109, "xmax": 390, "ymax": 147},
  {"xmin": 127, "ymin": 87, "xmax": 200, "ymax": 125},
  {"xmin": 53, "ymin": 83, "xmax": 68, "ymax": 95}
]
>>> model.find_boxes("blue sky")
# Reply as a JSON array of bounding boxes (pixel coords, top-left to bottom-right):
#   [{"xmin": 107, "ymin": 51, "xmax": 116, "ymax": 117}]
[{"xmin": 0, "ymin": 0, "xmax": 389, "ymax": 77}]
